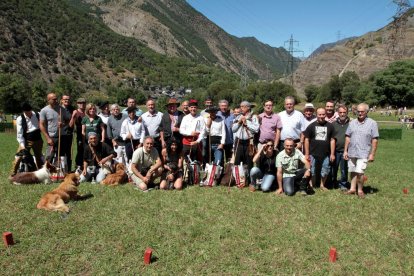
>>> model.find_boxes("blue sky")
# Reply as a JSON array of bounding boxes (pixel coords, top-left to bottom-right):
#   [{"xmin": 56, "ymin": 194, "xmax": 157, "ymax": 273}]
[{"xmin": 187, "ymin": 0, "xmax": 401, "ymax": 57}]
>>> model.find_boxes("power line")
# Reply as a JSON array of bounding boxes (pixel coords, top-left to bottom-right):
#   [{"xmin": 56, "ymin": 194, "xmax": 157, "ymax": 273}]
[
  {"xmin": 284, "ymin": 34, "xmax": 303, "ymax": 86},
  {"xmin": 386, "ymin": 0, "xmax": 411, "ymax": 59},
  {"xmin": 240, "ymin": 48, "xmax": 248, "ymax": 89}
]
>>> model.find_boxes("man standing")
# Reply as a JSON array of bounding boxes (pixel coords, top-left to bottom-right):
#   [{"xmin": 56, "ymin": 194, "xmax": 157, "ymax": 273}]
[
  {"xmin": 39, "ymin": 93, "xmax": 71, "ymax": 165},
  {"xmin": 200, "ymin": 96, "xmax": 213, "ymax": 118},
  {"xmin": 325, "ymin": 100, "xmax": 338, "ymax": 123},
  {"xmin": 160, "ymin": 98, "xmax": 184, "ymax": 149},
  {"xmin": 179, "ymin": 99, "xmax": 205, "ymax": 162},
  {"xmin": 141, "ymin": 98, "xmax": 163, "ymax": 154},
  {"xmin": 304, "ymin": 108, "xmax": 336, "ymax": 190},
  {"xmin": 303, "ymin": 103, "xmax": 316, "ymax": 130},
  {"xmin": 107, "ymin": 104, "xmax": 128, "ymax": 163},
  {"xmin": 258, "ymin": 99, "xmax": 282, "ymax": 151},
  {"xmin": 278, "ymin": 96, "xmax": 306, "ymax": 151},
  {"xmin": 131, "ymin": 136, "xmax": 163, "ymax": 191},
  {"xmin": 81, "ymin": 132, "xmax": 115, "ymax": 183},
  {"xmin": 344, "ymin": 103, "xmax": 379, "ymax": 199},
  {"xmin": 204, "ymin": 106, "xmax": 226, "ymax": 165},
  {"xmin": 70, "ymin": 98, "xmax": 86, "ymax": 169},
  {"xmin": 13, "ymin": 103, "xmax": 43, "ymax": 173},
  {"xmin": 181, "ymin": 100, "xmax": 190, "ymax": 115},
  {"xmin": 332, "ymin": 105, "xmax": 350, "ymax": 191},
  {"xmin": 122, "ymin": 97, "xmax": 144, "ymax": 117},
  {"xmin": 60, "ymin": 94, "xmax": 74, "ymax": 172},
  {"xmin": 275, "ymin": 138, "xmax": 311, "ymax": 196},
  {"xmin": 217, "ymin": 99, "xmax": 234, "ymax": 162},
  {"xmin": 232, "ymin": 101, "xmax": 259, "ymax": 173}
]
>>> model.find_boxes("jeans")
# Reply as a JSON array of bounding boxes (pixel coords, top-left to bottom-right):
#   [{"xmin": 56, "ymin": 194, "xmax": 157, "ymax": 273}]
[
  {"xmin": 80, "ymin": 167, "xmax": 107, "ymax": 183},
  {"xmin": 210, "ymin": 144, "xmax": 223, "ymax": 166},
  {"xmin": 282, "ymin": 168, "xmax": 308, "ymax": 196},
  {"xmin": 250, "ymin": 167, "xmax": 275, "ymax": 192},
  {"xmin": 333, "ymin": 151, "xmax": 348, "ymax": 188}
]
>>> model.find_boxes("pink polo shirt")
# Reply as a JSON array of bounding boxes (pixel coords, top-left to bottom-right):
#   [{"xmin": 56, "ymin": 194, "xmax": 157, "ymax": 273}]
[{"xmin": 258, "ymin": 112, "xmax": 282, "ymax": 143}]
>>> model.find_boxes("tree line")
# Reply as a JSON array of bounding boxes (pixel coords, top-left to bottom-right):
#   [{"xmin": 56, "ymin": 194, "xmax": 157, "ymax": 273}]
[{"xmin": 305, "ymin": 59, "xmax": 414, "ymax": 108}]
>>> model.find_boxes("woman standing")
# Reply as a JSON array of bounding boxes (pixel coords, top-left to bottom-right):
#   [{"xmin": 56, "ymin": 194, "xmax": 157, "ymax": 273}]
[{"xmin": 81, "ymin": 103, "xmax": 105, "ymax": 145}]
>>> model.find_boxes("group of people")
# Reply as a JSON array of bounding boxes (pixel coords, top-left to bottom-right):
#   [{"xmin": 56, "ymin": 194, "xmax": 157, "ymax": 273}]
[{"xmin": 13, "ymin": 93, "xmax": 379, "ymax": 198}]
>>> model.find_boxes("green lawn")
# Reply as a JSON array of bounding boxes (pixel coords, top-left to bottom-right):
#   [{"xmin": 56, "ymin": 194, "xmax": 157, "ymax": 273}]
[{"xmin": 1, "ymin": 129, "xmax": 413, "ymax": 274}]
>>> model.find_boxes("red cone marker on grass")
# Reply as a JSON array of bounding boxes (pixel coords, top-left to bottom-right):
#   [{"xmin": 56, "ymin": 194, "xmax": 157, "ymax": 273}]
[
  {"xmin": 403, "ymin": 188, "xmax": 408, "ymax": 194},
  {"xmin": 144, "ymin": 248, "xmax": 153, "ymax": 265},
  {"xmin": 3, "ymin": 232, "xmax": 14, "ymax": 247},
  {"xmin": 329, "ymin": 247, "xmax": 337, "ymax": 262}
]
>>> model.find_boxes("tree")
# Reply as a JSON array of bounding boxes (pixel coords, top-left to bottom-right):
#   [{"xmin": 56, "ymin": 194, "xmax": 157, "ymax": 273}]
[
  {"xmin": 304, "ymin": 85, "xmax": 319, "ymax": 102},
  {"xmin": 51, "ymin": 75, "xmax": 83, "ymax": 100},
  {"xmin": 371, "ymin": 60, "xmax": 414, "ymax": 107},
  {"xmin": 0, "ymin": 73, "xmax": 31, "ymax": 113}
]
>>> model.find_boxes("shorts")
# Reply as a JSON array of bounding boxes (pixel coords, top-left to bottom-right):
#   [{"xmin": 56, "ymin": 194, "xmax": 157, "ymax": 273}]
[
  {"xmin": 311, "ymin": 156, "xmax": 330, "ymax": 177},
  {"xmin": 348, "ymin": 158, "xmax": 368, "ymax": 174}
]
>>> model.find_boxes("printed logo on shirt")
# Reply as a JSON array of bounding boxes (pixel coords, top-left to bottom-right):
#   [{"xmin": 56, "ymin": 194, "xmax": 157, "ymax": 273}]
[{"xmin": 315, "ymin": 126, "xmax": 327, "ymax": 141}]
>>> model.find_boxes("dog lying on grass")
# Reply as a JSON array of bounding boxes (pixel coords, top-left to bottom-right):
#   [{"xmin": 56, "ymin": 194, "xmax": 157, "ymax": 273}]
[
  {"xmin": 9, "ymin": 161, "xmax": 57, "ymax": 185},
  {"xmin": 101, "ymin": 163, "xmax": 128, "ymax": 186},
  {"xmin": 37, "ymin": 173, "xmax": 90, "ymax": 213}
]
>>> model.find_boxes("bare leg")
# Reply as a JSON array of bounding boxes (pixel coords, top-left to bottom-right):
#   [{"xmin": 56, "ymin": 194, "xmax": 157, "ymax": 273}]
[{"xmin": 349, "ymin": 172, "xmax": 358, "ymax": 192}]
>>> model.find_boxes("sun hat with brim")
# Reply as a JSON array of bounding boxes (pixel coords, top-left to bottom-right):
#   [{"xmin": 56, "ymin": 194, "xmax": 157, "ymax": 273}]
[
  {"xmin": 165, "ymin": 98, "xmax": 180, "ymax": 107},
  {"xmin": 304, "ymin": 103, "xmax": 315, "ymax": 110}
]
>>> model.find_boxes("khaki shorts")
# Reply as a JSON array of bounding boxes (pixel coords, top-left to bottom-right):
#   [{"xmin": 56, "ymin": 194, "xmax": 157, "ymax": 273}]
[{"xmin": 348, "ymin": 158, "xmax": 368, "ymax": 174}]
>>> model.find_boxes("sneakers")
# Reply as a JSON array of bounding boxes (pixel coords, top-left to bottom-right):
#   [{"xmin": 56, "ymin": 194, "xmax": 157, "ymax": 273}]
[{"xmin": 249, "ymin": 185, "xmax": 256, "ymax": 192}]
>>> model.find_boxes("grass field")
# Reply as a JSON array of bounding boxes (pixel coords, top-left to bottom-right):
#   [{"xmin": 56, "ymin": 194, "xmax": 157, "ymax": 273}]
[{"xmin": 1, "ymin": 125, "xmax": 413, "ymax": 274}]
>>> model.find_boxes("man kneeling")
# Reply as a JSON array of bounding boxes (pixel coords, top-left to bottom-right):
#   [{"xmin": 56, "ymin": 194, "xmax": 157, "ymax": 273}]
[
  {"xmin": 131, "ymin": 136, "xmax": 163, "ymax": 191},
  {"xmin": 81, "ymin": 132, "xmax": 115, "ymax": 183},
  {"xmin": 275, "ymin": 138, "xmax": 311, "ymax": 196}
]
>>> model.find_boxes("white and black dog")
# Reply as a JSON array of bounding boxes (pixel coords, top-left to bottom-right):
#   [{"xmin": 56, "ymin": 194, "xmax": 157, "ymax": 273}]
[{"xmin": 9, "ymin": 161, "xmax": 57, "ymax": 185}]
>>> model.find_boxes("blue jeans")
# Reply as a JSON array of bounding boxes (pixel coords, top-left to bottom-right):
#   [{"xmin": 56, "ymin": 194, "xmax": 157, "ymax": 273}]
[
  {"xmin": 210, "ymin": 144, "xmax": 224, "ymax": 166},
  {"xmin": 80, "ymin": 168, "xmax": 107, "ymax": 183},
  {"xmin": 333, "ymin": 151, "xmax": 348, "ymax": 188},
  {"xmin": 250, "ymin": 167, "xmax": 275, "ymax": 192},
  {"xmin": 282, "ymin": 168, "xmax": 307, "ymax": 196},
  {"xmin": 311, "ymin": 155, "xmax": 330, "ymax": 177}
]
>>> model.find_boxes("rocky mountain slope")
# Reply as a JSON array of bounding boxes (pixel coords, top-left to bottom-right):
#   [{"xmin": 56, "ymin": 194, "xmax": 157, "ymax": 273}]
[
  {"xmin": 293, "ymin": 10, "xmax": 414, "ymax": 97},
  {"xmin": 83, "ymin": 0, "xmax": 296, "ymax": 78}
]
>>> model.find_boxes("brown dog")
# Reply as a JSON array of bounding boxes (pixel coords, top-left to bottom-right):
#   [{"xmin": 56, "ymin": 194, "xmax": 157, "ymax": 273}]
[
  {"xmin": 10, "ymin": 161, "xmax": 57, "ymax": 185},
  {"xmin": 37, "ymin": 173, "xmax": 85, "ymax": 213},
  {"xmin": 101, "ymin": 163, "xmax": 128, "ymax": 186}
]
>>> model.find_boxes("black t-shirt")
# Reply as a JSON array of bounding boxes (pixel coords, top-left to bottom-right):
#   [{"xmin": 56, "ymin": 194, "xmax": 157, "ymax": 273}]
[
  {"xmin": 304, "ymin": 120, "xmax": 335, "ymax": 158},
  {"xmin": 83, "ymin": 142, "xmax": 115, "ymax": 166},
  {"xmin": 258, "ymin": 152, "xmax": 277, "ymax": 175}
]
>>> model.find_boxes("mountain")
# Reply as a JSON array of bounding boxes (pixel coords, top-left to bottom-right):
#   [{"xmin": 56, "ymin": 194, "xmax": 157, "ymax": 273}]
[
  {"xmin": 0, "ymin": 0, "xmax": 238, "ymax": 93},
  {"xmin": 83, "ymin": 0, "xmax": 296, "ymax": 78},
  {"xmin": 235, "ymin": 36, "xmax": 300, "ymax": 78},
  {"xmin": 309, "ymin": 37, "xmax": 356, "ymax": 58},
  {"xmin": 293, "ymin": 9, "xmax": 414, "ymax": 97}
]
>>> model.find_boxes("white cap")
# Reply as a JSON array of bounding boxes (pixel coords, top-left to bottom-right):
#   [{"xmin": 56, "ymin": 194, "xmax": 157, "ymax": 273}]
[{"xmin": 304, "ymin": 103, "xmax": 315, "ymax": 110}]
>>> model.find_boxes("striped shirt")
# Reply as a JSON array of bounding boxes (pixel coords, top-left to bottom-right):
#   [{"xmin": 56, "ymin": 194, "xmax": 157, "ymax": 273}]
[{"xmin": 345, "ymin": 117, "xmax": 379, "ymax": 159}]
